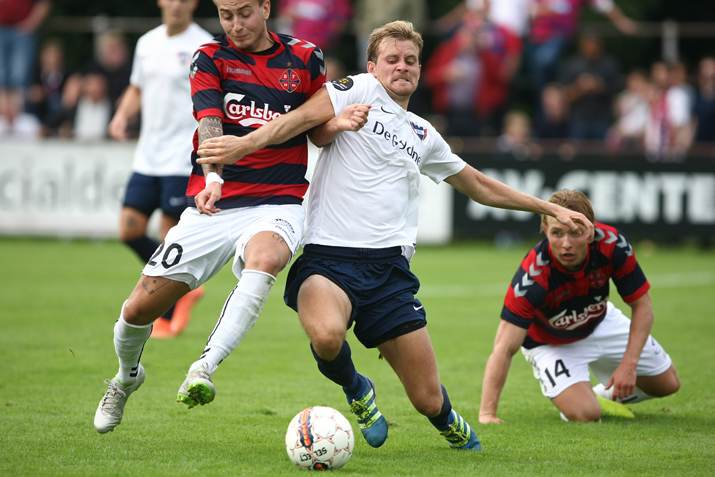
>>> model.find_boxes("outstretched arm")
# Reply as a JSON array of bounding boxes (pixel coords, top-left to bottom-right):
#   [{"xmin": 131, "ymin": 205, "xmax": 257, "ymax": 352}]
[
  {"xmin": 606, "ymin": 292, "xmax": 654, "ymax": 399},
  {"xmin": 480, "ymin": 320, "xmax": 528, "ymax": 423},
  {"xmin": 445, "ymin": 165, "xmax": 595, "ymax": 241}
]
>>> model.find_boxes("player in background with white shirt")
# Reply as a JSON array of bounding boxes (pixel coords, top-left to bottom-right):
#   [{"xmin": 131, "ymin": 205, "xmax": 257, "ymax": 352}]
[
  {"xmin": 108, "ymin": 0, "xmax": 212, "ymax": 338},
  {"xmin": 194, "ymin": 21, "xmax": 594, "ymax": 450}
]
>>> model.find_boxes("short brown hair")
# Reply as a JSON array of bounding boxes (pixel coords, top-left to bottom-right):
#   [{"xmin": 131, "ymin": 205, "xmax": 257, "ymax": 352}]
[
  {"xmin": 366, "ymin": 20, "xmax": 423, "ymax": 64},
  {"xmin": 541, "ymin": 189, "xmax": 595, "ymax": 229},
  {"xmin": 212, "ymin": 0, "xmax": 266, "ymax": 6}
]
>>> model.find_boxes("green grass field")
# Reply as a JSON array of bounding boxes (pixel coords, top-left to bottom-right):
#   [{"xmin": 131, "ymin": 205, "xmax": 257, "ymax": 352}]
[{"xmin": 1, "ymin": 238, "xmax": 714, "ymax": 476}]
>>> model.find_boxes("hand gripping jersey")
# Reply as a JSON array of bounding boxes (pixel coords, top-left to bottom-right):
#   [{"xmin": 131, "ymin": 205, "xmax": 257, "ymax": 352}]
[
  {"xmin": 501, "ymin": 222, "xmax": 650, "ymax": 348},
  {"xmin": 303, "ymin": 73, "xmax": 466, "ymax": 249},
  {"xmin": 187, "ymin": 32, "xmax": 326, "ymax": 209}
]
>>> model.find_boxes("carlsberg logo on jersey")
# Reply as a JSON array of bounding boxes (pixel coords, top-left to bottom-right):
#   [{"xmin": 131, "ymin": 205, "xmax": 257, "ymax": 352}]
[
  {"xmin": 548, "ymin": 296, "xmax": 609, "ymax": 330},
  {"xmin": 371, "ymin": 121, "xmax": 421, "ymax": 166},
  {"xmin": 223, "ymin": 93, "xmax": 283, "ymax": 126}
]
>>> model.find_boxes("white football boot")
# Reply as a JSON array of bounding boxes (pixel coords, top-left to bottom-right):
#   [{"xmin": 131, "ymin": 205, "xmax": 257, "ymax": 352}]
[
  {"xmin": 176, "ymin": 362, "xmax": 217, "ymax": 409},
  {"xmin": 94, "ymin": 364, "xmax": 146, "ymax": 433}
]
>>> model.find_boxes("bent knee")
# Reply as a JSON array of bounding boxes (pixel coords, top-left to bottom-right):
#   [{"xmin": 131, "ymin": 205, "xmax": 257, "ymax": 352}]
[
  {"xmin": 411, "ymin": 390, "xmax": 444, "ymax": 417},
  {"xmin": 121, "ymin": 299, "xmax": 144, "ymax": 325},
  {"xmin": 659, "ymin": 369, "xmax": 681, "ymax": 397},
  {"xmin": 642, "ymin": 365, "xmax": 682, "ymax": 397},
  {"xmin": 245, "ymin": 252, "xmax": 287, "ymax": 276},
  {"xmin": 562, "ymin": 407, "xmax": 602, "ymax": 423},
  {"xmin": 310, "ymin": 330, "xmax": 346, "ymax": 359}
]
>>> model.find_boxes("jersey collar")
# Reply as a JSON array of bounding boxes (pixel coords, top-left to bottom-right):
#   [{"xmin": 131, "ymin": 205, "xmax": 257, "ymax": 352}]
[
  {"xmin": 547, "ymin": 241, "xmax": 591, "ymax": 277},
  {"xmin": 225, "ymin": 31, "xmax": 283, "ymax": 57}
]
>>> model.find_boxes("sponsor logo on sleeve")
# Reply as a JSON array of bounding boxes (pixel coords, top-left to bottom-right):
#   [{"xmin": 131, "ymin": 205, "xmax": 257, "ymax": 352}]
[
  {"xmin": 189, "ymin": 51, "xmax": 200, "ymax": 78},
  {"xmin": 330, "ymin": 77, "xmax": 353, "ymax": 91}
]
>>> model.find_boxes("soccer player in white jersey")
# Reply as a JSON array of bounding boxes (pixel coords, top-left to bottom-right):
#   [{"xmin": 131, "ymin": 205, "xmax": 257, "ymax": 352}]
[
  {"xmin": 108, "ymin": 0, "xmax": 212, "ymax": 338},
  {"xmin": 193, "ymin": 21, "xmax": 594, "ymax": 450}
]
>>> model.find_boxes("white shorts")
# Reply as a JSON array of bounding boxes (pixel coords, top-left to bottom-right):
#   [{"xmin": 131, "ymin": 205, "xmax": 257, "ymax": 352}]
[
  {"xmin": 141, "ymin": 204, "xmax": 305, "ymax": 289},
  {"xmin": 522, "ymin": 302, "xmax": 673, "ymax": 399}
]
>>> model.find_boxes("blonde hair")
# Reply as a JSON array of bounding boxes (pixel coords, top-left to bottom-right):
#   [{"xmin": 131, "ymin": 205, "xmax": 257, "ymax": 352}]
[
  {"xmin": 366, "ymin": 20, "xmax": 423, "ymax": 64},
  {"xmin": 541, "ymin": 189, "xmax": 595, "ymax": 229}
]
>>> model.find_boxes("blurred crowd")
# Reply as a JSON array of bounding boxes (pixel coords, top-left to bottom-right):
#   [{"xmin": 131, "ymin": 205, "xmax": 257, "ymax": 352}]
[{"xmin": 2, "ymin": 0, "xmax": 714, "ymax": 161}]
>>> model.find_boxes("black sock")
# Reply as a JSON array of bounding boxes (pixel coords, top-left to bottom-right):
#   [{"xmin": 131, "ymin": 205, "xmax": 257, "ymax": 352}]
[
  {"xmin": 161, "ymin": 304, "xmax": 175, "ymax": 320},
  {"xmin": 123, "ymin": 236, "xmax": 160, "ymax": 263},
  {"xmin": 310, "ymin": 341, "xmax": 360, "ymax": 390},
  {"xmin": 428, "ymin": 384, "xmax": 453, "ymax": 430},
  {"xmin": 123, "ymin": 236, "xmax": 173, "ymax": 320}
]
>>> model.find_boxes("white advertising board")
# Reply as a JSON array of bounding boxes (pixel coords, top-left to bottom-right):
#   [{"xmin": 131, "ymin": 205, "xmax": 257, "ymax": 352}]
[{"xmin": 0, "ymin": 140, "xmax": 454, "ymax": 244}]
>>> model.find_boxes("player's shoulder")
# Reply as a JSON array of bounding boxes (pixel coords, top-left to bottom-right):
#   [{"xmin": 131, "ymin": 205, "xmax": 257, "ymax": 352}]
[
  {"xmin": 135, "ymin": 24, "xmax": 166, "ymax": 49},
  {"xmin": 274, "ymin": 32, "xmax": 322, "ymax": 59},
  {"xmin": 593, "ymin": 221, "xmax": 635, "ymax": 260},
  {"xmin": 512, "ymin": 239, "xmax": 553, "ymax": 290},
  {"xmin": 326, "ymin": 73, "xmax": 377, "ymax": 95},
  {"xmin": 522, "ymin": 239, "xmax": 551, "ymax": 267},
  {"xmin": 195, "ymin": 36, "xmax": 225, "ymax": 58},
  {"xmin": 593, "ymin": 221, "xmax": 626, "ymax": 248}
]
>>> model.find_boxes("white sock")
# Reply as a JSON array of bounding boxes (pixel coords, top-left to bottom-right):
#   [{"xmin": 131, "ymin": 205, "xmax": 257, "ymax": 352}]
[
  {"xmin": 593, "ymin": 383, "xmax": 654, "ymax": 404},
  {"xmin": 190, "ymin": 270, "xmax": 275, "ymax": 371},
  {"xmin": 114, "ymin": 302, "xmax": 152, "ymax": 384}
]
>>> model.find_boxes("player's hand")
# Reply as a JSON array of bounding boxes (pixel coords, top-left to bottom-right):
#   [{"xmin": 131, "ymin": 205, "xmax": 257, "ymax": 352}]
[
  {"xmin": 479, "ymin": 413, "xmax": 504, "ymax": 424},
  {"xmin": 335, "ymin": 104, "xmax": 371, "ymax": 132},
  {"xmin": 606, "ymin": 363, "xmax": 637, "ymax": 401},
  {"xmin": 108, "ymin": 114, "xmax": 128, "ymax": 141},
  {"xmin": 196, "ymin": 136, "xmax": 247, "ymax": 165},
  {"xmin": 553, "ymin": 207, "xmax": 595, "ymax": 243},
  {"xmin": 195, "ymin": 182, "xmax": 222, "ymax": 216}
]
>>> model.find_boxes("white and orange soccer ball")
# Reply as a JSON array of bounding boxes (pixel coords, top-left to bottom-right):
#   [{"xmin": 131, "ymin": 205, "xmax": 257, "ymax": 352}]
[{"xmin": 285, "ymin": 406, "xmax": 354, "ymax": 470}]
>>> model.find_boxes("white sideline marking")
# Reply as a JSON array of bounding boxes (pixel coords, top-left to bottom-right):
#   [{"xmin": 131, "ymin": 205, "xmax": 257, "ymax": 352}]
[{"xmin": 418, "ymin": 271, "xmax": 715, "ymax": 298}]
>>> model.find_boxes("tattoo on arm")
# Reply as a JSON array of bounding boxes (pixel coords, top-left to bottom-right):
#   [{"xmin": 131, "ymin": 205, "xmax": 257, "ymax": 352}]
[{"xmin": 199, "ymin": 116, "xmax": 224, "ymax": 177}]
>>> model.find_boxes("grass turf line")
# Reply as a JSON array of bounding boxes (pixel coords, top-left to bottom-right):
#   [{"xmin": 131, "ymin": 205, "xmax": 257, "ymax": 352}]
[{"xmin": 0, "ymin": 238, "xmax": 713, "ymax": 475}]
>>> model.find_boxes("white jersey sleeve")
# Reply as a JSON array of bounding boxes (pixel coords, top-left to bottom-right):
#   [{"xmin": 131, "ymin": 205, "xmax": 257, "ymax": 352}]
[
  {"xmin": 324, "ymin": 74, "xmax": 372, "ymax": 117},
  {"xmin": 416, "ymin": 120, "xmax": 466, "ymax": 184},
  {"xmin": 129, "ymin": 34, "xmax": 146, "ymax": 88}
]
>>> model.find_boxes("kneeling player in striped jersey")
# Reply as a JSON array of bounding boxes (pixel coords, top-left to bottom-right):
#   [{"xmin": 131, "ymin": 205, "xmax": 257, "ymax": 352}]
[{"xmin": 479, "ymin": 189, "xmax": 680, "ymax": 423}]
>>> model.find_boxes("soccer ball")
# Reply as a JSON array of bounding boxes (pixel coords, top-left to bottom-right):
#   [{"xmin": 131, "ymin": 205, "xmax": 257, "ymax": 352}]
[{"xmin": 285, "ymin": 406, "xmax": 354, "ymax": 470}]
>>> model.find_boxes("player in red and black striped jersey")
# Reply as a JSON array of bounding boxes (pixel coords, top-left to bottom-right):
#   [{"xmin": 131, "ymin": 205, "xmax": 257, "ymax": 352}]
[
  {"xmin": 186, "ymin": 26, "xmax": 325, "ymax": 209},
  {"xmin": 502, "ymin": 220, "xmax": 649, "ymax": 349},
  {"xmin": 480, "ymin": 190, "xmax": 680, "ymax": 423},
  {"xmin": 94, "ymin": 0, "xmax": 333, "ymax": 434}
]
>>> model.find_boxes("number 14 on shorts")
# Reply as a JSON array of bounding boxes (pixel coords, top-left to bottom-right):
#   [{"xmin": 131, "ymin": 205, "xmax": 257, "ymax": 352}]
[{"xmin": 533, "ymin": 359, "xmax": 571, "ymax": 393}]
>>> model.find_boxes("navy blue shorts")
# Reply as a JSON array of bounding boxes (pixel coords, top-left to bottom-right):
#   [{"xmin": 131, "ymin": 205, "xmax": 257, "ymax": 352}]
[
  {"xmin": 284, "ymin": 244, "xmax": 427, "ymax": 348},
  {"xmin": 122, "ymin": 172, "xmax": 189, "ymax": 221}
]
